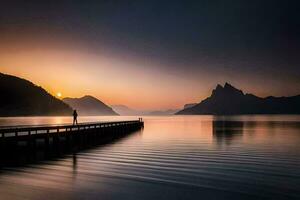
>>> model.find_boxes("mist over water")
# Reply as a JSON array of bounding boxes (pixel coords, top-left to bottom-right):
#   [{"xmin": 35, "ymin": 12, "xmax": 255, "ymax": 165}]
[{"xmin": 0, "ymin": 115, "xmax": 299, "ymax": 200}]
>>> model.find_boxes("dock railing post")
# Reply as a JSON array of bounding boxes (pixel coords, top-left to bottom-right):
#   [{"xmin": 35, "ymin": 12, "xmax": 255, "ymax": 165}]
[{"xmin": 45, "ymin": 129, "xmax": 50, "ymax": 158}]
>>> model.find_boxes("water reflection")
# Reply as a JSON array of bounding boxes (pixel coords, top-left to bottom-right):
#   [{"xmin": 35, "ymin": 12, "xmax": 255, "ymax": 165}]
[
  {"xmin": 0, "ymin": 116, "xmax": 299, "ymax": 200},
  {"xmin": 213, "ymin": 120, "xmax": 244, "ymax": 146},
  {"xmin": 72, "ymin": 153, "xmax": 77, "ymax": 175}
]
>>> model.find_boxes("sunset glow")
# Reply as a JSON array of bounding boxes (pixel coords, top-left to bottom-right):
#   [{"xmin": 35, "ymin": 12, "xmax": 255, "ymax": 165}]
[
  {"xmin": 0, "ymin": 1, "xmax": 299, "ymax": 111},
  {"xmin": 0, "ymin": 1, "xmax": 299, "ymax": 200}
]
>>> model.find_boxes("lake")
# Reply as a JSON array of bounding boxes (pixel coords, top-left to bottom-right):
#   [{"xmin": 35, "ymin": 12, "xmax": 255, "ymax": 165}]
[{"xmin": 0, "ymin": 115, "xmax": 299, "ymax": 200}]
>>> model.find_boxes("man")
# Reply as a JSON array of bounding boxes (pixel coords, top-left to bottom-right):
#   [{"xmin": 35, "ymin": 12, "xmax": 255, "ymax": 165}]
[{"xmin": 73, "ymin": 110, "xmax": 78, "ymax": 125}]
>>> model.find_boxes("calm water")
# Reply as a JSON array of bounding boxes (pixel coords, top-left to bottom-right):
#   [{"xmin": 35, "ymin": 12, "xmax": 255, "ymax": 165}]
[{"xmin": 0, "ymin": 115, "xmax": 299, "ymax": 200}]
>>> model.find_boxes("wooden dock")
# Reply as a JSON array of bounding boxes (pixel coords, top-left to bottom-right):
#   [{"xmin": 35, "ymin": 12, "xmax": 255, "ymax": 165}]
[{"xmin": 0, "ymin": 119, "xmax": 144, "ymax": 165}]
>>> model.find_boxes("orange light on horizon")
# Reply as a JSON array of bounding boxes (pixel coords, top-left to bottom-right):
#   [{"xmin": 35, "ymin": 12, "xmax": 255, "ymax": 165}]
[
  {"xmin": 0, "ymin": 46, "xmax": 207, "ymax": 110},
  {"xmin": 56, "ymin": 92, "xmax": 62, "ymax": 98}
]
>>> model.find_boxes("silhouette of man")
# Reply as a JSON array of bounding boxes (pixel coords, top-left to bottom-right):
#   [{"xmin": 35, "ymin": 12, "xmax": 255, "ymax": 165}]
[{"xmin": 73, "ymin": 110, "xmax": 78, "ymax": 125}]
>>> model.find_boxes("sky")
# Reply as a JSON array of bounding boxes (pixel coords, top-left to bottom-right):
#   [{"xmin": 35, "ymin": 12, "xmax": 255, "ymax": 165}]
[{"xmin": 0, "ymin": 0, "xmax": 299, "ymax": 110}]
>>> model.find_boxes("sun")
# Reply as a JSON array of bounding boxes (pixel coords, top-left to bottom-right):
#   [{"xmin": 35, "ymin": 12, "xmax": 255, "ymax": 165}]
[{"xmin": 56, "ymin": 92, "xmax": 62, "ymax": 98}]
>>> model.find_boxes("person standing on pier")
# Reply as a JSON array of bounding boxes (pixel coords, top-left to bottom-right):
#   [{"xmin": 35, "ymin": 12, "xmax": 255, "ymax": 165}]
[{"xmin": 73, "ymin": 110, "xmax": 78, "ymax": 125}]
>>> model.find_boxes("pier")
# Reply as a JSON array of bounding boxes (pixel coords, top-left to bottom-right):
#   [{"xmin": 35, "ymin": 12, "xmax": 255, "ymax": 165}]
[{"xmin": 0, "ymin": 119, "xmax": 144, "ymax": 165}]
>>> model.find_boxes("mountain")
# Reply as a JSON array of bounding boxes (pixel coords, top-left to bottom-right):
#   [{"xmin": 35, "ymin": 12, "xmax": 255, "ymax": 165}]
[
  {"xmin": 0, "ymin": 73, "xmax": 72, "ymax": 116},
  {"xmin": 111, "ymin": 105, "xmax": 142, "ymax": 116},
  {"xmin": 184, "ymin": 103, "xmax": 197, "ymax": 109},
  {"xmin": 111, "ymin": 105, "xmax": 179, "ymax": 116},
  {"xmin": 176, "ymin": 83, "xmax": 300, "ymax": 115},
  {"xmin": 63, "ymin": 95, "xmax": 118, "ymax": 116},
  {"xmin": 147, "ymin": 109, "xmax": 179, "ymax": 116}
]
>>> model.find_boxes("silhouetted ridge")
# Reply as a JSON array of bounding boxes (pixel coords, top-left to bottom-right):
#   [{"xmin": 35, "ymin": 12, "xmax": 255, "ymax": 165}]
[
  {"xmin": 211, "ymin": 83, "xmax": 244, "ymax": 98},
  {"xmin": 176, "ymin": 83, "xmax": 300, "ymax": 115},
  {"xmin": 147, "ymin": 109, "xmax": 179, "ymax": 116},
  {"xmin": 111, "ymin": 105, "xmax": 143, "ymax": 116},
  {"xmin": 0, "ymin": 73, "xmax": 72, "ymax": 116},
  {"xmin": 63, "ymin": 95, "xmax": 118, "ymax": 116},
  {"xmin": 184, "ymin": 103, "xmax": 197, "ymax": 109}
]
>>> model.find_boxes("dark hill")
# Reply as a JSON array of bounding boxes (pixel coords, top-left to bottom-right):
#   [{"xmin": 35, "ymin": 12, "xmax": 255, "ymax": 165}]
[
  {"xmin": 184, "ymin": 103, "xmax": 197, "ymax": 109},
  {"xmin": 63, "ymin": 95, "xmax": 118, "ymax": 116},
  {"xmin": 0, "ymin": 73, "xmax": 72, "ymax": 116},
  {"xmin": 176, "ymin": 83, "xmax": 300, "ymax": 115}
]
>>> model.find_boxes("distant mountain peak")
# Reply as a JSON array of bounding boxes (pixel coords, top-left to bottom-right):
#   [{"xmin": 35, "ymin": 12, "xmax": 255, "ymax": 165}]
[
  {"xmin": 224, "ymin": 83, "xmax": 243, "ymax": 94},
  {"xmin": 184, "ymin": 103, "xmax": 197, "ymax": 109},
  {"xmin": 212, "ymin": 83, "xmax": 243, "ymax": 97},
  {"xmin": 63, "ymin": 95, "xmax": 118, "ymax": 116},
  {"xmin": 80, "ymin": 95, "xmax": 99, "ymax": 101},
  {"xmin": 224, "ymin": 82, "xmax": 233, "ymax": 89},
  {"xmin": 216, "ymin": 84, "xmax": 223, "ymax": 90},
  {"xmin": 176, "ymin": 83, "xmax": 300, "ymax": 115},
  {"xmin": 82, "ymin": 95, "xmax": 93, "ymax": 98},
  {"xmin": 111, "ymin": 104, "xmax": 144, "ymax": 116}
]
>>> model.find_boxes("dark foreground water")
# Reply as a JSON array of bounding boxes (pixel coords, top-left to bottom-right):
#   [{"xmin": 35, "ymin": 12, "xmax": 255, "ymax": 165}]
[{"xmin": 0, "ymin": 115, "xmax": 299, "ymax": 200}]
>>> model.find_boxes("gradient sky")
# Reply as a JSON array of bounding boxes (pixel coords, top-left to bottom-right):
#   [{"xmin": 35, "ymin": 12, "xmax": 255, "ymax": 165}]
[{"xmin": 0, "ymin": 0, "xmax": 299, "ymax": 110}]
